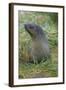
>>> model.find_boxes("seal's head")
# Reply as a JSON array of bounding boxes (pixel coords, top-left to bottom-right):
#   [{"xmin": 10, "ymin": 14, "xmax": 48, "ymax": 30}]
[{"xmin": 24, "ymin": 23, "xmax": 44, "ymax": 39}]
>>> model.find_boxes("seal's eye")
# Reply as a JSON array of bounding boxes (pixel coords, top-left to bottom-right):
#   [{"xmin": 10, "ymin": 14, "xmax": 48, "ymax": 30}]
[{"xmin": 29, "ymin": 25, "xmax": 34, "ymax": 29}]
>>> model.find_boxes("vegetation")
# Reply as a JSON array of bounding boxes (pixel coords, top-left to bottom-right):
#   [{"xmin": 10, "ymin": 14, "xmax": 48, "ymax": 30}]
[{"xmin": 18, "ymin": 11, "xmax": 58, "ymax": 78}]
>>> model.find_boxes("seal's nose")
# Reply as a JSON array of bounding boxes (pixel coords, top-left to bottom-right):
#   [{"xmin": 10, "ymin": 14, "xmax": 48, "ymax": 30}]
[
  {"xmin": 24, "ymin": 23, "xmax": 31, "ymax": 31},
  {"xmin": 24, "ymin": 24, "xmax": 27, "ymax": 30},
  {"xmin": 24, "ymin": 23, "xmax": 26, "ymax": 27}
]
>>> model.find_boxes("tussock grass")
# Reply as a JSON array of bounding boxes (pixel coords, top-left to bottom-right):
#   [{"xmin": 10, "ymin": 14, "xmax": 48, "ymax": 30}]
[{"xmin": 18, "ymin": 11, "xmax": 58, "ymax": 79}]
